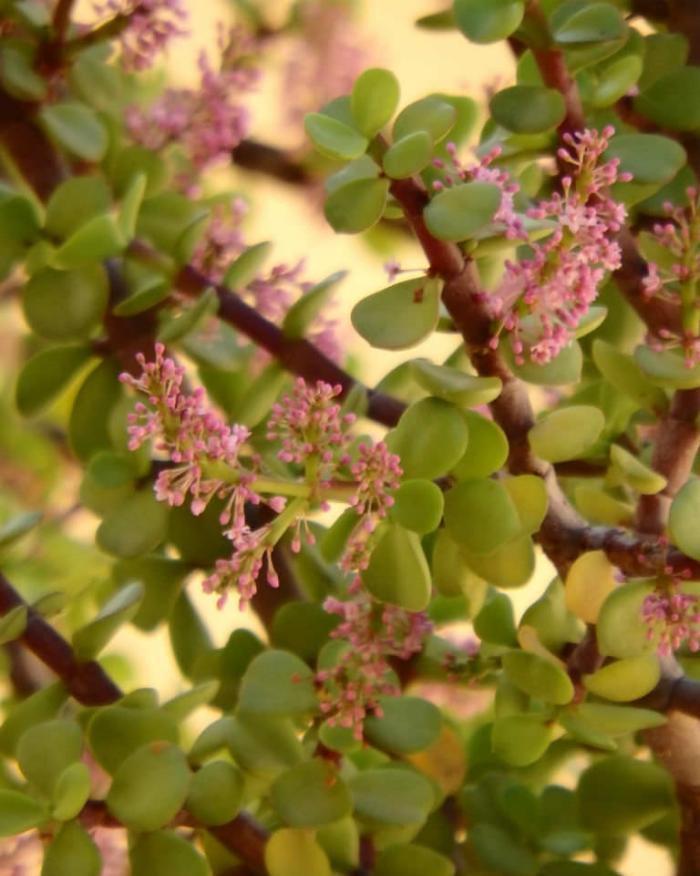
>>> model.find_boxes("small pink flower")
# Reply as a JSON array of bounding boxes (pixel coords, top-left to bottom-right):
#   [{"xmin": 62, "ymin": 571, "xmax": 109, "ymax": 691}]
[
  {"xmin": 93, "ymin": 0, "xmax": 188, "ymax": 71},
  {"xmin": 642, "ymin": 582, "xmax": 700, "ymax": 655}
]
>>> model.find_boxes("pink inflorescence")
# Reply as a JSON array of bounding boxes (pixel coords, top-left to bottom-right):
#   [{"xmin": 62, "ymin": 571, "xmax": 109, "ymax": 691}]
[
  {"xmin": 93, "ymin": 0, "xmax": 188, "ymax": 71},
  {"xmin": 641, "ymin": 189, "xmax": 700, "ymax": 366},
  {"xmin": 481, "ymin": 127, "xmax": 630, "ymax": 364},
  {"xmin": 642, "ymin": 583, "xmax": 700, "ymax": 655},
  {"xmin": 319, "ymin": 588, "xmax": 431, "ymax": 738},
  {"xmin": 266, "ymin": 379, "xmax": 356, "ymax": 477},
  {"xmin": 126, "ymin": 27, "xmax": 259, "ymax": 182}
]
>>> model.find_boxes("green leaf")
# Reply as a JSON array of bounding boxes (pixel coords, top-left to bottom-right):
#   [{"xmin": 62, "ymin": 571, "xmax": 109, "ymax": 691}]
[
  {"xmin": 444, "ymin": 479, "xmax": 521, "ymax": 555},
  {"xmin": 451, "ymin": 411, "xmax": 508, "ymax": 478},
  {"xmin": 528, "ymin": 405, "xmax": 605, "ymax": 462},
  {"xmin": 390, "ymin": 479, "xmax": 444, "ymax": 534},
  {"xmin": 474, "ymin": 591, "xmax": 518, "ymax": 646},
  {"xmin": 44, "ymin": 177, "xmax": 112, "ymax": 239},
  {"xmin": 107, "ymin": 741, "xmax": 191, "ymax": 831},
  {"xmin": 469, "ymin": 822, "xmax": 537, "ymax": 876},
  {"xmin": 158, "ymin": 286, "xmax": 219, "ymax": 343},
  {"xmin": 565, "ymin": 550, "xmax": 617, "ymax": 625},
  {"xmin": 416, "ymin": 10, "xmax": 456, "ymax": 30},
  {"xmin": 393, "ymin": 96, "xmax": 457, "ymax": 143},
  {"xmin": 161, "ymin": 681, "xmax": 218, "ymax": 722},
  {"xmin": 16, "ymin": 344, "xmax": 92, "ymax": 417},
  {"xmin": 593, "ymin": 55, "xmax": 643, "ymax": 107},
  {"xmin": 578, "ymin": 755, "xmax": 674, "ymax": 834},
  {"xmin": 570, "ymin": 702, "xmax": 666, "ymax": 736},
  {"xmin": 0, "ymin": 510, "xmax": 42, "ymax": 547},
  {"xmin": 23, "ymin": 266, "xmax": 108, "ymax": 342},
  {"xmin": 238, "ymin": 650, "xmax": 318, "ymax": 717},
  {"xmin": 375, "ymin": 844, "xmax": 455, "ymax": 876},
  {"xmin": 592, "ymin": 339, "xmax": 666, "ymax": 410},
  {"xmin": 609, "ymin": 444, "xmax": 666, "ymax": 494},
  {"xmin": 597, "ymin": 579, "xmax": 654, "ymax": 658},
  {"xmin": 282, "ymin": 270, "xmax": 346, "ymax": 339},
  {"xmin": 227, "ymin": 713, "xmax": 304, "ymax": 775},
  {"xmin": 352, "ymin": 277, "xmax": 441, "ymax": 350},
  {"xmin": 550, "ymin": 1, "xmax": 625, "ymax": 45},
  {"xmin": 387, "ymin": 396, "xmax": 468, "ymax": 478},
  {"xmin": 130, "ymin": 830, "xmax": 208, "ymax": 876},
  {"xmin": 362, "ymin": 524, "xmax": 431, "ymax": 611},
  {"xmin": 605, "ymin": 134, "xmax": 686, "ymax": 186},
  {"xmin": 502, "ymin": 650, "xmax": 574, "ymax": 705},
  {"xmin": 521, "ymin": 578, "xmax": 584, "ymax": 653},
  {"xmin": 431, "ymin": 529, "xmax": 488, "ymax": 608},
  {"xmin": 72, "ymin": 582, "xmax": 143, "ymax": 660},
  {"xmin": 510, "ymin": 341, "xmax": 583, "ymax": 386},
  {"xmin": 424, "ymin": 181, "xmax": 501, "ymax": 242},
  {"xmin": 351, "ymin": 68, "xmax": 400, "ymax": 137},
  {"xmin": 364, "ymin": 696, "xmax": 442, "ymax": 755},
  {"xmin": 0, "ymin": 45, "xmax": 46, "ymax": 100},
  {"xmin": 53, "ymin": 214, "xmax": 126, "ymax": 268},
  {"xmin": 223, "ymin": 240, "xmax": 272, "ymax": 287},
  {"xmin": 0, "ymin": 682, "xmax": 67, "ymax": 756},
  {"xmin": 265, "ymin": 829, "xmax": 331, "ymax": 876},
  {"xmin": 411, "ymin": 358, "xmax": 501, "ymax": 406},
  {"xmin": 635, "ymin": 345, "xmax": 700, "ymax": 389},
  {"xmin": 584, "ymin": 654, "xmax": 660, "ymax": 702},
  {"xmin": 39, "ymin": 103, "xmax": 108, "ymax": 162},
  {"xmin": 453, "ymin": 0, "xmax": 525, "ymax": 43},
  {"xmin": 491, "ymin": 715, "xmax": 554, "ymax": 766},
  {"xmin": 96, "ymin": 490, "xmax": 168, "ymax": 558},
  {"xmin": 635, "ymin": 66, "xmax": 700, "ymax": 131},
  {"xmin": 186, "ymin": 760, "xmax": 244, "ymax": 826},
  {"xmin": 490, "ymin": 86, "xmax": 566, "ymax": 134},
  {"xmin": 0, "ymin": 604, "xmax": 27, "ymax": 644},
  {"xmin": 88, "ymin": 705, "xmax": 178, "ymax": 774},
  {"xmin": 464, "ymin": 534, "xmax": 536, "ymax": 589},
  {"xmin": 350, "ymin": 768, "xmax": 434, "ymax": 826},
  {"xmin": 305, "ymin": 113, "xmax": 368, "ymax": 160},
  {"xmin": 119, "ymin": 172, "xmax": 147, "ymax": 239},
  {"xmin": 383, "ymin": 131, "xmax": 433, "ymax": 179},
  {"xmin": 168, "ymin": 589, "xmax": 213, "ymax": 678},
  {"xmin": 670, "ymin": 479, "xmax": 700, "ymax": 560},
  {"xmin": 51, "ymin": 761, "xmax": 91, "ymax": 821},
  {"xmin": 503, "ymin": 474, "xmax": 548, "ymax": 535},
  {"xmin": 271, "ymin": 760, "xmax": 352, "ymax": 827},
  {"xmin": 271, "ymin": 601, "xmax": 339, "ymax": 662},
  {"xmin": 41, "ymin": 821, "xmax": 101, "ymax": 876},
  {"xmin": 17, "ymin": 719, "xmax": 82, "ymax": 795},
  {"xmin": 325, "ymin": 177, "xmax": 389, "ymax": 233},
  {"xmin": 0, "ymin": 789, "xmax": 47, "ymax": 836},
  {"xmin": 325, "ymin": 155, "xmax": 379, "ymax": 194}
]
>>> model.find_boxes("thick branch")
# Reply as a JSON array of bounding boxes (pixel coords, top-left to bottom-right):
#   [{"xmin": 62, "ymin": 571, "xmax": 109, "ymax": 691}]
[
  {"xmin": 232, "ymin": 140, "xmax": 312, "ymax": 186},
  {"xmin": 637, "ymin": 389, "xmax": 700, "ymax": 534},
  {"xmin": 0, "ymin": 572, "xmax": 122, "ymax": 705},
  {"xmin": 175, "ymin": 263, "xmax": 406, "ymax": 428}
]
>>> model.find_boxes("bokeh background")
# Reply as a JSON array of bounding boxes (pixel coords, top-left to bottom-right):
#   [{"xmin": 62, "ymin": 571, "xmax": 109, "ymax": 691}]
[{"xmin": 0, "ymin": 1, "xmax": 671, "ymax": 871}]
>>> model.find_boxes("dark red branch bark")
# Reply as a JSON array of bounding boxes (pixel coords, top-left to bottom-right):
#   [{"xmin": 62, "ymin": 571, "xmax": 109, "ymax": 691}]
[{"xmin": 0, "ymin": 572, "xmax": 122, "ymax": 705}]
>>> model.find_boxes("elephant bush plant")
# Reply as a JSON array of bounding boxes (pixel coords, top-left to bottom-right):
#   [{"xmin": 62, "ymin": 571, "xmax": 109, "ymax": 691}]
[{"xmin": 2, "ymin": 0, "xmax": 700, "ymax": 874}]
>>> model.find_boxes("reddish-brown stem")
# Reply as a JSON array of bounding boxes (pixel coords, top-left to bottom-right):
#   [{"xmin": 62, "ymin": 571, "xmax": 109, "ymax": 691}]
[
  {"xmin": 636, "ymin": 389, "xmax": 700, "ymax": 534},
  {"xmin": 175, "ymin": 263, "xmax": 406, "ymax": 428},
  {"xmin": 51, "ymin": 0, "xmax": 78, "ymax": 43},
  {"xmin": 0, "ymin": 572, "xmax": 122, "ymax": 705}
]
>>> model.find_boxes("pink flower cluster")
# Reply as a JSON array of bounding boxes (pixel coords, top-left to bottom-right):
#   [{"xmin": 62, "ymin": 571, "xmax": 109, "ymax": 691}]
[
  {"xmin": 93, "ymin": 0, "xmax": 188, "ymax": 71},
  {"xmin": 190, "ymin": 198, "xmax": 342, "ymax": 363},
  {"xmin": 481, "ymin": 127, "xmax": 629, "ymax": 364},
  {"xmin": 642, "ymin": 581, "xmax": 700, "ymax": 655},
  {"xmin": 126, "ymin": 28, "xmax": 259, "ymax": 183},
  {"xmin": 121, "ymin": 348, "xmax": 404, "ymax": 615},
  {"xmin": 641, "ymin": 189, "xmax": 700, "ymax": 366},
  {"xmin": 282, "ymin": 0, "xmax": 368, "ymax": 134},
  {"xmin": 319, "ymin": 586, "xmax": 430, "ymax": 738}
]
